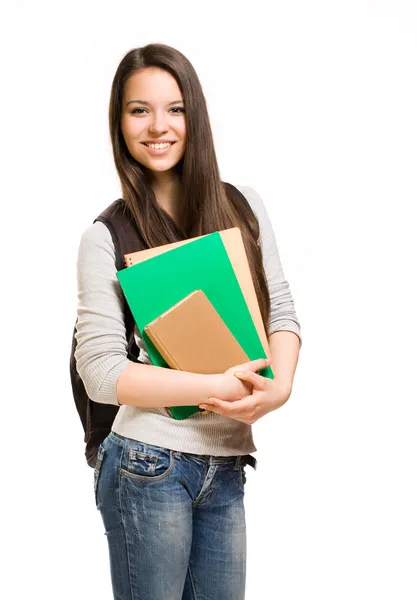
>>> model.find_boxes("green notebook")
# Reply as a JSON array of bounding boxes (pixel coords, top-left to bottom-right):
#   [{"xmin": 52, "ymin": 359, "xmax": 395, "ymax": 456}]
[{"xmin": 117, "ymin": 231, "xmax": 274, "ymax": 419}]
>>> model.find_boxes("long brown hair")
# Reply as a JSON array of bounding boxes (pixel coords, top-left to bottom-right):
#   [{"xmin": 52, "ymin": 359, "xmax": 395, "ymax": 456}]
[{"xmin": 108, "ymin": 43, "xmax": 271, "ymax": 333}]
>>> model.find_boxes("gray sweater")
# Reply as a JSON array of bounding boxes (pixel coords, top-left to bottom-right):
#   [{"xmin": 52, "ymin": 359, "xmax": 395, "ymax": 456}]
[{"xmin": 74, "ymin": 185, "xmax": 302, "ymax": 456}]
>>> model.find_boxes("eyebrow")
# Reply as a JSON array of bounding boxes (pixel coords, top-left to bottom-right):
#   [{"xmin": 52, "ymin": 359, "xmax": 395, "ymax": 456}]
[{"xmin": 126, "ymin": 99, "xmax": 184, "ymax": 107}]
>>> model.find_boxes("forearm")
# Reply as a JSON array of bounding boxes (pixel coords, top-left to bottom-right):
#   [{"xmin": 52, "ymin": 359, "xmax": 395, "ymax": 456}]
[
  {"xmin": 268, "ymin": 330, "xmax": 301, "ymax": 390},
  {"xmin": 116, "ymin": 361, "xmax": 220, "ymax": 408}
]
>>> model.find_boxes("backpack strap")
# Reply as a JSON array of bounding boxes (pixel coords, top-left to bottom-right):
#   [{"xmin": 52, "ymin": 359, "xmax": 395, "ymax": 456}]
[
  {"xmin": 94, "ymin": 199, "xmax": 146, "ymax": 270},
  {"xmin": 94, "ymin": 199, "xmax": 147, "ymax": 362},
  {"xmin": 223, "ymin": 182, "xmax": 259, "ymax": 240},
  {"xmin": 223, "ymin": 182, "xmax": 249, "ymax": 206}
]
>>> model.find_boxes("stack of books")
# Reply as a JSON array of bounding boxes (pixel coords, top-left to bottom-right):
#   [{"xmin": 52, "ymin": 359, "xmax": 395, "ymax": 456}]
[{"xmin": 116, "ymin": 227, "xmax": 273, "ymax": 419}]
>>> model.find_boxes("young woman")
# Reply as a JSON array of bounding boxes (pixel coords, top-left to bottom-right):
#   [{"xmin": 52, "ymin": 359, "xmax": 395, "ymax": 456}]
[{"xmin": 75, "ymin": 43, "xmax": 302, "ymax": 600}]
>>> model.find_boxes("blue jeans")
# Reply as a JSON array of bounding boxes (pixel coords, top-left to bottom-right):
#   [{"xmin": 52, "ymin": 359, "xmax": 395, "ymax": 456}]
[{"xmin": 94, "ymin": 431, "xmax": 257, "ymax": 600}]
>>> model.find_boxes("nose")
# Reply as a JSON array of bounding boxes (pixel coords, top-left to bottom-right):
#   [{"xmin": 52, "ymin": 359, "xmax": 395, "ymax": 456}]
[{"xmin": 148, "ymin": 110, "xmax": 169, "ymax": 135}]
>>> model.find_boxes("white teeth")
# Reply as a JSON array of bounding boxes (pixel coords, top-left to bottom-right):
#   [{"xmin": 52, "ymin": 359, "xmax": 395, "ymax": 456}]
[{"xmin": 145, "ymin": 142, "xmax": 173, "ymax": 149}]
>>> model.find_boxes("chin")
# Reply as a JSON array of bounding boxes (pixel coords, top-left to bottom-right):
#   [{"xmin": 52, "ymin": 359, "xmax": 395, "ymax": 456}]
[{"xmin": 150, "ymin": 159, "xmax": 178, "ymax": 169}]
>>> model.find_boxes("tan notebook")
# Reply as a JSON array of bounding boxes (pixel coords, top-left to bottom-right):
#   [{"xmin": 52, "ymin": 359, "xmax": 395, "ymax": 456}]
[
  {"xmin": 125, "ymin": 227, "xmax": 271, "ymax": 362},
  {"xmin": 144, "ymin": 289, "xmax": 249, "ymax": 374}
]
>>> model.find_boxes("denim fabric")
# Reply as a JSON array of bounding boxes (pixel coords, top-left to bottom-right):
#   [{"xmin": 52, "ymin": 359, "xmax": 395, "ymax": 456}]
[{"xmin": 94, "ymin": 431, "xmax": 257, "ymax": 600}]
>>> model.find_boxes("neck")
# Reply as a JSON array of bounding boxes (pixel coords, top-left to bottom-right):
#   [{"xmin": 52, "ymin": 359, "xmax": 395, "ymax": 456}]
[{"xmin": 149, "ymin": 170, "xmax": 185, "ymax": 225}]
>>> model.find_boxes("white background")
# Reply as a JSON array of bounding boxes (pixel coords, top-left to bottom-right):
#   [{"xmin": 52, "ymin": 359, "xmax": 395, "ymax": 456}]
[{"xmin": 1, "ymin": 0, "xmax": 416, "ymax": 598}]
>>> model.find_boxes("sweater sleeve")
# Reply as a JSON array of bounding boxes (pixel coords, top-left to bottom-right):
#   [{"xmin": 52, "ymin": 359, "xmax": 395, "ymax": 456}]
[
  {"xmin": 234, "ymin": 185, "xmax": 303, "ymax": 348},
  {"xmin": 74, "ymin": 220, "xmax": 131, "ymax": 405}
]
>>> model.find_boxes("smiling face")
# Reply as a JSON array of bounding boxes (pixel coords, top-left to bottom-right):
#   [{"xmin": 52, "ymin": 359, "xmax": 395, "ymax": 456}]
[{"xmin": 120, "ymin": 67, "xmax": 186, "ymax": 177}]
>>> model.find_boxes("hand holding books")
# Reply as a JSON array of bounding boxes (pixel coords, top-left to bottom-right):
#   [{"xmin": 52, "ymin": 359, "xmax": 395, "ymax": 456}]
[{"xmin": 214, "ymin": 357, "xmax": 273, "ymax": 403}]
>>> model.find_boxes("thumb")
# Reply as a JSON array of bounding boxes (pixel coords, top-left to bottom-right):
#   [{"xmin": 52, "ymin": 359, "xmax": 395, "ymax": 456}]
[{"xmin": 240, "ymin": 357, "xmax": 272, "ymax": 373}]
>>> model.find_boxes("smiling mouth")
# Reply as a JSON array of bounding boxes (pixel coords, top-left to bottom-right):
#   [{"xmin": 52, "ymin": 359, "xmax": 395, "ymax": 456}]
[
  {"xmin": 142, "ymin": 142, "xmax": 176, "ymax": 147},
  {"xmin": 141, "ymin": 142, "xmax": 178, "ymax": 156}
]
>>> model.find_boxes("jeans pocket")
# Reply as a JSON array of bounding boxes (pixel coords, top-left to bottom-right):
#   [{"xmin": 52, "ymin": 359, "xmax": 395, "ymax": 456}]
[
  {"xmin": 120, "ymin": 444, "xmax": 175, "ymax": 483},
  {"xmin": 93, "ymin": 443, "xmax": 106, "ymax": 508}
]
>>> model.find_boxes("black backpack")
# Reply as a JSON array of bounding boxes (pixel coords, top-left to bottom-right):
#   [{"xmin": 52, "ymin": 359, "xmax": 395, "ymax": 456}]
[{"xmin": 70, "ymin": 182, "xmax": 256, "ymax": 468}]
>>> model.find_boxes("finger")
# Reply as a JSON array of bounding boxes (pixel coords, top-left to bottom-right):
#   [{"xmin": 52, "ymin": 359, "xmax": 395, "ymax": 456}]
[
  {"xmin": 199, "ymin": 397, "xmax": 252, "ymax": 415},
  {"xmin": 198, "ymin": 401, "xmax": 252, "ymax": 425},
  {"xmin": 234, "ymin": 369, "xmax": 268, "ymax": 391},
  {"xmin": 244, "ymin": 357, "xmax": 272, "ymax": 372}
]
